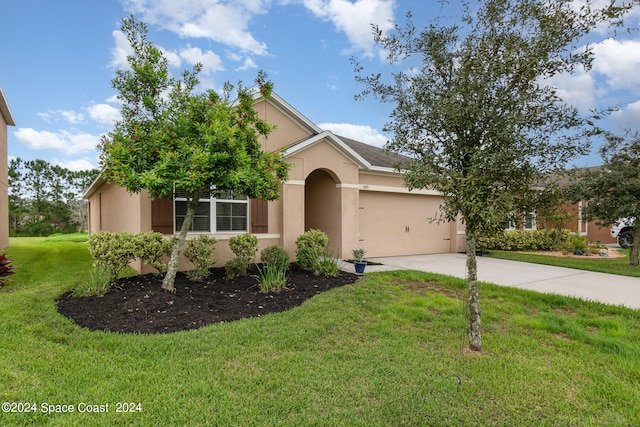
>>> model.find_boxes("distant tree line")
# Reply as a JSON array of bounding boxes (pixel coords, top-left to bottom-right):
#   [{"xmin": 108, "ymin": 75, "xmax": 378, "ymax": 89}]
[{"xmin": 8, "ymin": 158, "xmax": 99, "ymax": 236}]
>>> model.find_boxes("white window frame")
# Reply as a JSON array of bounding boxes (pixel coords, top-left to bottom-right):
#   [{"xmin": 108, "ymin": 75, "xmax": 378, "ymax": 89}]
[
  {"xmin": 504, "ymin": 212, "xmax": 536, "ymax": 230},
  {"xmin": 174, "ymin": 187, "xmax": 248, "ymax": 234}
]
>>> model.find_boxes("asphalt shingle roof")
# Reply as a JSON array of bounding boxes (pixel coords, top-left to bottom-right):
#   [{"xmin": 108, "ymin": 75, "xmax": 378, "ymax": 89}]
[{"xmin": 337, "ymin": 135, "xmax": 411, "ymax": 169}]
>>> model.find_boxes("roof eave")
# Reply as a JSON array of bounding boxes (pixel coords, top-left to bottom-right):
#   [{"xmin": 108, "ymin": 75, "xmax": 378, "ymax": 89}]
[
  {"xmin": 0, "ymin": 87, "xmax": 16, "ymax": 126},
  {"xmin": 284, "ymin": 130, "xmax": 372, "ymax": 169}
]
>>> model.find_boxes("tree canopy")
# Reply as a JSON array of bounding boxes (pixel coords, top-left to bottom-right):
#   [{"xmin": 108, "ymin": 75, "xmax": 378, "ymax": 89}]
[
  {"xmin": 581, "ymin": 130, "xmax": 640, "ymax": 266},
  {"xmin": 100, "ymin": 16, "xmax": 289, "ymax": 291},
  {"xmin": 354, "ymin": 0, "xmax": 637, "ymax": 351},
  {"xmin": 8, "ymin": 158, "xmax": 98, "ymax": 236}
]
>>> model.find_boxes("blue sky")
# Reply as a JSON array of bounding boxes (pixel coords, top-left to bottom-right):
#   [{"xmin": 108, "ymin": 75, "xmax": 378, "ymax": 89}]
[{"xmin": 1, "ymin": 0, "xmax": 639, "ymax": 172}]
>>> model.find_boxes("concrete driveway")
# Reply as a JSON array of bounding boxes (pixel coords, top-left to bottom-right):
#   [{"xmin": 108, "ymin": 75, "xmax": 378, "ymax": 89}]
[{"xmin": 360, "ymin": 253, "xmax": 640, "ymax": 310}]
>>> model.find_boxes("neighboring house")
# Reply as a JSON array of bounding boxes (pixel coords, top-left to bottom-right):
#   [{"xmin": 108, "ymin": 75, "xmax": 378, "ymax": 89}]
[
  {"xmin": 562, "ymin": 200, "xmax": 616, "ymax": 244},
  {"xmin": 547, "ymin": 167, "xmax": 616, "ymax": 244},
  {"xmin": 85, "ymin": 93, "xmax": 465, "ymax": 272},
  {"xmin": 0, "ymin": 87, "xmax": 16, "ymax": 250}
]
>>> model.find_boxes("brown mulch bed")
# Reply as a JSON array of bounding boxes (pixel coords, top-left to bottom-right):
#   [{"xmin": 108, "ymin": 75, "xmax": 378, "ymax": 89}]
[{"xmin": 56, "ymin": 265, "xmax": 360, "ymax": 334}]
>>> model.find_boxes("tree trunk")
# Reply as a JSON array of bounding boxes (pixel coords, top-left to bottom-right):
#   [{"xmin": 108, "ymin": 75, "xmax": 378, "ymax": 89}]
[
  {"xmin": 466, "ymin": 229, "xmax": 482, "ymax": 352},
  {"xmin": 630, "ymin": 226, "xmax": 640, "ymax": 267},
  {"xmin": 162, "ymin": 198, "xmax": 197, "ymax": 292}
]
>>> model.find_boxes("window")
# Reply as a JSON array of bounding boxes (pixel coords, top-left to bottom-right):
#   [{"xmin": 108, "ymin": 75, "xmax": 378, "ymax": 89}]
[
  {"xmin": 523, "ymin": 212, "xmax": 536, "ymax": 230},
  {"xmin": 504, "ymin": 212, "xmax": 536, "ymax": 230},
  {"xmin": 174, "ymin": 187, "xmax": 248, "ymax": 233}
]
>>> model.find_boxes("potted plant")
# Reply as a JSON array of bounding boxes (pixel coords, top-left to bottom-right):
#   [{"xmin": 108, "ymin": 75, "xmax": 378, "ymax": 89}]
[{"xmin": 352, "ymin": 248, "xmax": 367, "ymax": 274}]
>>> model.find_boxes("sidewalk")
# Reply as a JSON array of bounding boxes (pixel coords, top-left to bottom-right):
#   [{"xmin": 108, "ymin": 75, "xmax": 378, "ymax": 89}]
[{"xmin": 342, "ymin": 253, "xmax": 640, "ymax": 310}]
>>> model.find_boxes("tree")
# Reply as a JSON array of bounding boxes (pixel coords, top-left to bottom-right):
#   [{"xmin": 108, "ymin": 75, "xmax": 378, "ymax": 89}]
[
  {"xmin": 100, "ymin": 16, "xmax": 289, "ymax": 292},
  {"xmin": 8, "ymin": 158, "xmax": 25, "ymax": 233},
  {"xmin": 353, "ymin": 0, "xmax": 636, "ymax": 351},
  {"xmin": 582, "ymin": 130, "xmax": 640, "ymax": 266}
]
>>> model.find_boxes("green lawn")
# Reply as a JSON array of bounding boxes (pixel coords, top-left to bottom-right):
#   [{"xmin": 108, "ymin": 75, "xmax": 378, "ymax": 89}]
[
  {"xmin": 487, "ymin": 249, "xmax": 640, "ymax": 277},
  {"xmin": 1, "ymin": 237, "xmax": 639, "ymax": 426}
]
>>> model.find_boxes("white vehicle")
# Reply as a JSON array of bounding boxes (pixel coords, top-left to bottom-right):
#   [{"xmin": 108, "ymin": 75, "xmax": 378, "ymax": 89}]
[{"xmin": 611, "ymin": 218, "xmax": 635, "ymax": 249}]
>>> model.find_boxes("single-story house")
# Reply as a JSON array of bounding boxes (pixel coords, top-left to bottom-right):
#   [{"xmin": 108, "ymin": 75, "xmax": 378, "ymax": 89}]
[
  {"xmin": 0, "ymin": 87, "xmax": 16, "ymax": 250},
  {"xmin": 544, "ymin": 167, "xmax": 616, "ymax": 244},
  {"xmin": 84, "ymin": 93, "xmax": 465, "ymax": 273}
]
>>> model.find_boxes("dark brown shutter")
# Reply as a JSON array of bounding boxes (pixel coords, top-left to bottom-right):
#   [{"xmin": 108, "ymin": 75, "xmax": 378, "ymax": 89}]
[
  {"xmin": 152, "ymin": 198, "xmax": 174, "ymax": 234},
  {"xmin": 250, "ymin": 199, "xmax": 268, "ymax": 233}
]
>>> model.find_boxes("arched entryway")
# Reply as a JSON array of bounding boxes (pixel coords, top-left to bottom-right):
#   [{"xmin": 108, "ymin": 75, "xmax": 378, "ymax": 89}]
[{"xmin": 304, "ymin": 169, "xmax": 342, "ymax": 255}]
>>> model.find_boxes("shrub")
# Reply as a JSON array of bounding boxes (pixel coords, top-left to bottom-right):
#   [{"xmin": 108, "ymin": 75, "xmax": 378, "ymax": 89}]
[
  {"xmin": 0, "ymin": 253, "xmax": 16, "ymax": 287},
  {"xmin": 260, "ymin": 245, "xmax": 290, "ymax": 269},
  {"xmin": 568, "ymin": 234, "xmax": 588, "ymax": 253},
  {"xmin": 87, "ymin": 231, "xmax": 137, "ymax": 282},
  {"xmin": 296, "ymin": 229, "xmax": 329, "ymax": 272},
  {"xmin": 88, "ymin": 231, "xmax": 174, "ymax": 282},
  {"xmin": 225, "ymin": 256, "xmax": 249, "ymax": 279},
  {"xmin": 229, "ymin": 233, "xmax": 258, "ymax": 261},
  {"xmin": 72, "ymin": 264, "xmax": 112, "ymax": 297},
  {"xmin": 477, "ymin": 229, "xmax": 571, "ymax": 252},
  {"xmin": 135, "ymin": 231, "xmax": 170, "ymax": 272},
  {"xmin": 296, "ymin": 246, "xmax": 323, "ymax": 273},
  {"xmin": 226, "ymin": 233, "xmax": 258, "ymax": 279},
  {"xmin": 183, "ymin": 236, "xmax": 217, "ymax": 281}
]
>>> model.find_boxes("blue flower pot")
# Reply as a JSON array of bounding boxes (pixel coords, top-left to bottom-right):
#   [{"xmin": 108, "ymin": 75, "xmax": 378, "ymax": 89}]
[{"xmin": 355, "ymin": 261, "xmax": 366, "ymax": 274}]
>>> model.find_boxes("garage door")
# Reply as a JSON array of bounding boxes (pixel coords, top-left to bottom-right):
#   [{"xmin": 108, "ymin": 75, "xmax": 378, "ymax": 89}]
[{"xmin": 359, "ymin": 191, "xmax": 452, "ymax": 257}]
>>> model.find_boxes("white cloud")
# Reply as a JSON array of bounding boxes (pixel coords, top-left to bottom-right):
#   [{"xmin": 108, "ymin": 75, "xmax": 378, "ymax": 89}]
[
  {"xmin": 319, "ymin": 122, "xmax": 388, "ymax": 147},
  {"xmin": 54, "ymin": 158, "xmax": 98, "ymax": 172},
  {"xmin": 545, "ymin": 68, "xmax": 597, "ymax": 111},
  {"xmin": 86, "ymin": 103, "xmax": 121, "ymax": 125},
  {"xmin": 235, "ymin": 56, "xmax": 258, "ymax": 71},
  {"xmin": 123, "ymin": 0, "xmax": 269, "ymax": 55},
  {"xmin": 302, "ymin": 0, "xmax": 395, "ymax": 56},
  {"xmin": 611, "ymin": 100, "xmax": 640, "ymax": 129},
  {"xmin": 37, "ymin": 110, "xmax": 85, "ymax": 124},
  {"xmin": 14, "ymin": 128, "xmax": 100, "ymax": 155},
  {"xmin": 179, "ymin": 46, "xmax": 224, "ymax": 75},
  {"xmin": 592, "ymin": 38, "xmax": 640, "ymax": 90},
  {"xmin": 111, "ymin": 30, "xmax": 132, "ymax": 68}
]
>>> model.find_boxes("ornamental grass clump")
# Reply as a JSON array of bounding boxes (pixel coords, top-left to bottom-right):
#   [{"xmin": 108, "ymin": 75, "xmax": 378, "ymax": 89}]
[
  {"xmin": 254, "ymin": 245, "xmax": 290, "ymax": 292},
  {"xmin": 72, "ymin": 264, "xmax": 112, "ymax": 297},
  {"xmin": 183, "ymin": 236, "xmax": 217, "ymax": 281}
]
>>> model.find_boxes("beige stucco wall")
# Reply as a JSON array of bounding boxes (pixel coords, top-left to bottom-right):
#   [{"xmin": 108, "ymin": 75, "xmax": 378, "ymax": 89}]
[
  {"xmin": 254, "ymin": 98, "xmax": 314, "ymax": 152},
  {"xmin": 88, "ymin": 181, "xmax": 146, "ymax": 234},
  {"xmin": 0, "ymin": 111, "xmax": 8, "ymax": 249}
]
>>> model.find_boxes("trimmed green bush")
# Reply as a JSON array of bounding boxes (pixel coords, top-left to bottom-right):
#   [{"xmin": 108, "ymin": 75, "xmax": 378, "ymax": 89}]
[
  {"xmin": 226, "ymin": 233, "xmax": 259, "ymax": 279},
  {"xmin": 87, "ymin": 231, "xmax": 138, "ymax": 282},
  {"xmin": 229, "ymin": 233, "xmax": 258, "ymax": 261},
  {"xmin": 87, "ymin": 231, "xmax": 173, "ymax": 283},
  {"xmin": 225, "ymin": 256, "xmax": 248, "ymax": 279},
  {"xmin": 260, "ymin": 245, "xmax": 290, "ymax": 269},
  {"xmin": 135, "ymin": 231, "xmax": 172, "ymax": 272},
  {"xmin": 477, "ymin": 229, "xmax": 571, "ymax": 252},
  {"xmin": 183, "ymin": 236, "xmax": 217, "ymax": 281},
  {"xmin": 295, "ymin": 229, "xmax": 329, "ymax": 272}
]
